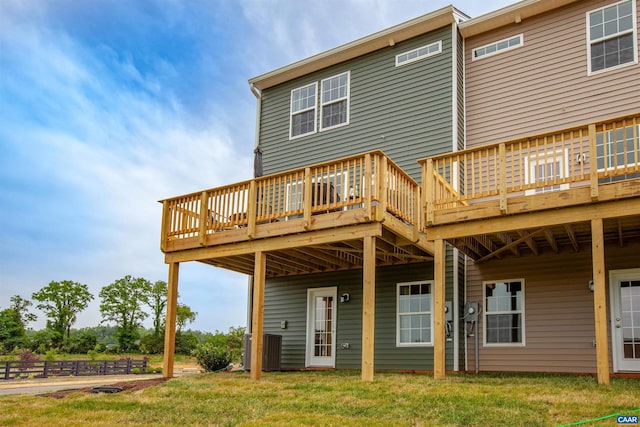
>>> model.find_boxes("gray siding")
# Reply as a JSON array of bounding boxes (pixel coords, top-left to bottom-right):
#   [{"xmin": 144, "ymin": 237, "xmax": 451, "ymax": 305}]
[
  {"xmin": 263, "ymin": 262, "xmax": 457, "ymax": 371},
  {"xmin": 259, "ymin": 25, "xmax": 455, "ymax": 182}
]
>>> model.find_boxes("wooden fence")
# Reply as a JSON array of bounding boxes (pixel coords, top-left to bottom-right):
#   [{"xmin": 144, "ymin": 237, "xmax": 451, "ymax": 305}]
[{"xmin": 0, "ymin": 359, "xmax": 148, "ymax": 380}]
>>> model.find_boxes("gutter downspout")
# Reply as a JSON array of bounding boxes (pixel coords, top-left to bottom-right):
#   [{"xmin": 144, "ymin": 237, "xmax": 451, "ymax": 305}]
[{"xmin": 247, "ymin": 83, "xmax": 262, "ymax": 334}]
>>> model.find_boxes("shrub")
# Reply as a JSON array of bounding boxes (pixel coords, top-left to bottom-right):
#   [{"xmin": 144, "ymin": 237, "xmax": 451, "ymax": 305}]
[
  {"xmin": 44, "ymin": 349, "xmax": 57, "ymax": 361},
  {"xmin": 192, "ymin": 343, "xmax": 231, "ymax": 372}
]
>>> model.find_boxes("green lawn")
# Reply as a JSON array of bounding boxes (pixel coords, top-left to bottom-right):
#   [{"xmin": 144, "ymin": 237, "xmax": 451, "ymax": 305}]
[{"xmin": 1, "ymin": 371, "xmax": 639, "ymax": 426}]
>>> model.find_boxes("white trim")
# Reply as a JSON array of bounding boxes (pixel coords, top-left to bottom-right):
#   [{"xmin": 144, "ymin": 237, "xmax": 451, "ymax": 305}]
[
  {"xmin": 452, "ymin": 247, "xmax": 460, "ymax": 371},
  {"xmin": 586, "ymin": 0, "xmax": 638, "ymax": 76},
  {"xmin": 319, "ymin": 71, "xmax": 350, "ymax": 132},
  {"xmin": 289, "ymin": 82, "xmax": 318, "ymax": 140},
  {"xmin": 472, "ymin": 34, "xmax": 523, "ymax": 61},
  {"xmin": 395, "ymin": 40, "xmax": 443, "ymax": 67},
  {"xmin": 482, "ymin": 279, "xmax": 526, "ymax": 347},
  {"xmin": 306, "ymin": 287, "xmax": 337, "ymax": 368},
  {"xmin": 396, "ymin": 280, "xmax": 434, "ymax": 347},
  {"xmin": 609, "ymin": 268, "xmax": 640, "ymax": 372}
]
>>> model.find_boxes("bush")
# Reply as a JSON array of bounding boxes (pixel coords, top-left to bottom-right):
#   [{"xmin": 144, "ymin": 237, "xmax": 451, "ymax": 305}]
[
  {"xmin": 192, "ymin": 343, "xmax": 231, "ymax": 372},
  {"xmin": 176, "ymin": 333, "xmax": 199, "ymax": 355}
]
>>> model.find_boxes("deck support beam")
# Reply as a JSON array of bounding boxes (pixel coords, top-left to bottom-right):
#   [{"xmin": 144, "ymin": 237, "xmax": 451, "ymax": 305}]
[
  {"xmin": 163, "ymin": 262, "xmax": 179, "ymax": 378},
  {"xmin": 250, "ymin": 251, "xmax": 267, "ymax": 380},
  {"xmin": 591, "ymin": 219, "xmax": 610, "ymax": 385},
  {"xmin": 361, "ymin": 235, "xmax": 376, "ymax": 381},
  {"xmin": 434, "ymin": 239, "xmax": 446, "ymax": 380}
]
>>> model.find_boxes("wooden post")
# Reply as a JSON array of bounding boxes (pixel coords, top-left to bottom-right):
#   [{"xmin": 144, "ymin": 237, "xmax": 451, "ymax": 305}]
[
  {"xmin": 303, "ymin": 168, "xmax": 312, "ymax": 230},
  {"xmin": 434, "ymin": 238, "xmax": 446, "ymax": 380},
  {"xmin": 413, "ymin": 185, "xmax": 421, "ymax": 242},
  {"xmin": 163, "ymin": 262, "xmax": 179, "ymax": 379},
  {"xmin": 364, "ymin": 154, "xmax": 373, "ymax": 221},
  {"xmin": 591, "ymin": 218, "xmax": 610, "ymax": 385},
  {"xmin": 199, "ymin": 191, "xmax": 208, "ymax": 246},
  {"xmin": 160, "ymin": 201, "xmax": 170, "ymax": 252},
  {"xmin": 425, "ymin": 159, "xmax": 435, "ymax": 226},
  {"xmin": 499, "ymin": 143, "xmax": 507, "ymax": 215},
  {"xmin": 376, "ymin": 157, "xmax": 387, "ymax": 221},
  {"xmin": 250, "ymin": 251, "xmax": 267, "ymax": 380},
  {"xmin": 247, "ymin": 180, "xmax": 257, "ymax": 239},
  {"xmin": 362, "ymin": 235, "xmax": 376, "ymax": 381},
  {"xmin": 588, "ymin": 124, "xmax": 599, "ymax": 201}
]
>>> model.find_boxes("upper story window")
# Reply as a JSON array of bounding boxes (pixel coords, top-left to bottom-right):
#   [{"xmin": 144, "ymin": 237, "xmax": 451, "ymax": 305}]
[
  {"xmin": 397, "ymin": 281, "xmax": 433, "ymax": 346},
  {"xmin": 587, "ymin": 0, "xmax": 637, "ymax": 74},
  {"xmin": 290, "ymin": 82, "xmax": 317, "ymax": 139},
  {"xmin": 395, "ymin": 40, "xmax": 442, "ymax": 66},
  {"xmin": 320, "ymin": 72, "xmax": 350, "ymax": 130},
  {"xmin": 472, "ymin": 34, "xmax": 523, "ymax": 60}
]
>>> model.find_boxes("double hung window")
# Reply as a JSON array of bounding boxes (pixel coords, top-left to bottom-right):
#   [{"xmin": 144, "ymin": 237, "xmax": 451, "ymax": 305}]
[
  {"xmin": 320, "ymin": 72, "xmax": 350, "ymax": 130},
  {"xmin": 290, "ymin": 72, "xmax": 350, "ymax": 139},
  {"xmin": 484, "ymin": 280, "xmax": 525, "ymax": 346},
  {"xmin": 587, "ymin": 0, "xmax": 637, "ymax": 73},
  {"xmin": 397, "ymin": 282, "xmax": 433, "ymax": 346},
  {"xmin": 290, "ymin": 83, "xmax": 317, "ymax": 138}
]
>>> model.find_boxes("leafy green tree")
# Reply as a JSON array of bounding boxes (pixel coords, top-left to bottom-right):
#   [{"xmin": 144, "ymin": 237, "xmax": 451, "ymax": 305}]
[
  {"xmin": 9, "ymin": 295, "xmax": 37, "ymax": 327},
  {"xmin": 99, "ymin": 275, "xmax": 152, "ymax": 352},
  {"xmin": 149, "ymin": 280, "xmax": 168, "ymax": 336},
  {"xmin": 176, "ymin": 303, "xmax": 197, "ymax": 334},
  {"xmin": 32, "ymin": 280, "xmax": 93, "ymax": 346},
  {"xmin": 0, "ymin": 308, "xmax": 27, "ymax": 352}
]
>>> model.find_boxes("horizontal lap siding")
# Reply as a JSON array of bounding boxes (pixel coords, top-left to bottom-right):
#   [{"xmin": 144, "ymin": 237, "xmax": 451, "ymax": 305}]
[
  {"xmin": 465, "ymin": 0, "xmax": 640, "ymax": 148},
  {"xmin": 259, "ymin": 25, "xmax": 454, "ymax": 182},
  {"xmin": 465, "ymin": 240, "xmax": 640, "ymax": 373},
  {"xmin": 263, "ymin": 261, "xmax": 458, "ymax": 370}
]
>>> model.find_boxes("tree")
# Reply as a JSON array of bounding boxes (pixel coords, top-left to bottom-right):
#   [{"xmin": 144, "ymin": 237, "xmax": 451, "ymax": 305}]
[
  {"xmin": 149, "ymin": 280, "xmax": 168, "ymax": 337},
  {"xmin": 0, "ymin": 308, "xmax": 26, "ymax": 352},
  {"xmin": 176, "ymin": 303, "xmax": 197, "ymax": 334},
  {"xmin": 99, "ymin": 275, "xmax": 152, "ymax": 352},
  {"xmin": 9, "ymin": 295, "xmax": 37, "ymax": 327},
  {"xmin": 32, "ymin": 280, "xmax": 93, "ymax": 346}
]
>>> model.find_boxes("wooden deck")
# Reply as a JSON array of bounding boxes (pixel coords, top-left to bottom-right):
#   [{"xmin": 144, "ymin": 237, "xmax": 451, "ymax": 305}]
[
  {"xmin": 160, "ymin": 151, "xmax": 432, "ymax": 277},
  {"xmin": 419, "ymin": 113, "xmax": 640, "ymax": 262}
]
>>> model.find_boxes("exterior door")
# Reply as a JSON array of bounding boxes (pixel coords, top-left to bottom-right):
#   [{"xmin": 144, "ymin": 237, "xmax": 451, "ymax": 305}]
[
  {"xmin": 610, "ymin": 269, "xmax": 640, "ymax": 372},
  {"xmin": 306, "ymin": 287, "xmax": 337, "ymax": 367}
]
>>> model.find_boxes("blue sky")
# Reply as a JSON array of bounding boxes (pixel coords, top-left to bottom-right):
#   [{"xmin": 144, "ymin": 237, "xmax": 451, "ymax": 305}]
[{"xmin": 0, "ymin": 0, "xmax": 517, "ymax": 333}]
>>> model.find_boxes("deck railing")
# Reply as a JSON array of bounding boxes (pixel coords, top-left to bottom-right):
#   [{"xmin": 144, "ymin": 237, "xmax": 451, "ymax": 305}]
[
  {"xmin": 420, "ymin": 113, "xmax": 640, "ymax": 225},
  {"xmin": 160, "ymin": 151, "xmax": 420, "ymax": 249}
]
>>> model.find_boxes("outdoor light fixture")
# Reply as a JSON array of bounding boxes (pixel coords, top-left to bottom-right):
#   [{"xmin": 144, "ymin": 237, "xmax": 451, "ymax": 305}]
[{"xmin": 340, "ymin": 293, "xmax": 350, "ymax": 303}]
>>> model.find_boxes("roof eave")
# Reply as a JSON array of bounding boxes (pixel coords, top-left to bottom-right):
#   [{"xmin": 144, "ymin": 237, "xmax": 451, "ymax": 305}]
[
  {"xmin": 249, "ymin": 5, "xmax": 457, "ymax": 91},
  {"xmin": 459, "ymin": 0, "xmax": 580, "ymax": 38}
]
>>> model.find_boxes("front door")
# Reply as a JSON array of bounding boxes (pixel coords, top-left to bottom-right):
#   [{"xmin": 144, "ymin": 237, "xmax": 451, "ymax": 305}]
[
  {"xmin": 306, "ymin": 287, "xmax": 337, "ymax": 367},
  {"xmin": 610, "ymin": 269, "xmax": 640, "ymax": 372}
]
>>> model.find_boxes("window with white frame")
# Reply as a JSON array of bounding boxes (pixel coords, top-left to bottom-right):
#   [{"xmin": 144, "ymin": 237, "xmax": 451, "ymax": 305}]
[
  {"xmin": 472, "ymin": 34, "xmax": 523, "ymax": 60},
  {"xmin": 290, "ymin": 82, "xmax": 317, "ymax": 138},
  {"xmin": 596, "ymin": 124, "xmax": 640, "ymax": 170},
  {"xmin": 587, "ymin": 0, "xmax": 637, "ymax": 74},
  {"xmin": 320, "ymin": 72, "xmax": 350, "ymax": 130},
  {"xmin": 397, "ymin": 281, "xmax": 433, "ymax": 346},
  {"xmin": 395, "ymin": 40, "xmax": 442, "ymax": 66},
  {"xmin": 524, "ymin": 149, "xmax": 569, "ymax": 195},
  {"xmin": 484, "ymin": 280, "xmax": 525, "ymax": 346}
]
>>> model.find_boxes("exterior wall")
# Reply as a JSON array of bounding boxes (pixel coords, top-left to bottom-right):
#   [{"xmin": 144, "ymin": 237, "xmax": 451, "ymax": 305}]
[
  {"xmin": 259, "ymin": 25, "xmax": 455, "ymax": 181},
  {"xmin": 464, "ymin": 239, "xmax": 640, "ymax": 373},
  {"xmin": 465, "ymin": 0, "xmax": 640, "ymax": 148},
  {"xmin": 263, "ymin": 261, "xmax": 457, "ymax": 371}
]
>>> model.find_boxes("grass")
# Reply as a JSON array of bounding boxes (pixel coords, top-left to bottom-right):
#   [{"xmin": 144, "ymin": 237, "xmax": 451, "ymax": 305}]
[{"xmin": 1, "ymin": 371, "xmax": 639, "ymax": 426}]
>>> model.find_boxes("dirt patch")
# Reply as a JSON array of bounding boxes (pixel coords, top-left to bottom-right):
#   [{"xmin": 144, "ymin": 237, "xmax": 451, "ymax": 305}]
[{"xmin": 39, "ymin": 378, "xmax": 169, "ymax": 399}]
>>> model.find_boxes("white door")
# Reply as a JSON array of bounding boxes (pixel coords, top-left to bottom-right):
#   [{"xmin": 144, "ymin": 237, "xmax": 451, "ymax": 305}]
[
  {"xmin": 306, "ymin": 287, "xmax": 337, "ymax": 367},
  {"xmin": 610, "ymin": 269, "xmax": 640, "ymax": 372}
]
